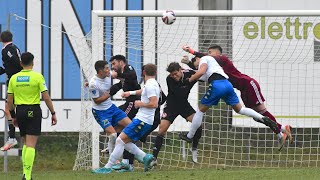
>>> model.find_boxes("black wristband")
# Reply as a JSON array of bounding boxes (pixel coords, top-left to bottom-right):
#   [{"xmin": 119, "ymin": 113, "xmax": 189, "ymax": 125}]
[
  {"xmin": 51, "ymin": 112, "xmax": 56, "ymax": 115},
  {"xmin": 10, "ymin": 110, "xmax": 16, "ymax": 118}
]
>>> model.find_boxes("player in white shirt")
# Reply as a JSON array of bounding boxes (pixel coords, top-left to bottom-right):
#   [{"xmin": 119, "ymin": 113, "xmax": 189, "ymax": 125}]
[
  {"xmin": 179, "ymin": 54, "xmax": 276, "ymax": 144},
  {"xmin": 89, "ymin": 60, "xmax": 131, "ymax": 159},
  {"xmin": 92, "ymin": 63, "xmax": 160, "ymax": 174}
]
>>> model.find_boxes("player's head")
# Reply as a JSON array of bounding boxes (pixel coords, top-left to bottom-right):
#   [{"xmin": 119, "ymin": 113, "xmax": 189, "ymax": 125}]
[
  {"xmin": 95, "ymin": 60, "xmax": 110, "ymax": 78},
  {"xmin": 166, "ymin": 62, "xmax": 183, "ymax": 81},
  {"xmin": 109, "ymin": 54, "xmax": 127, "ymax": 72},
  {"xmin": 191, "ymin": 53, "xmax": 204, "ymax": 69},
  {"xmin": 21, "ymin": 52, "xmax": 34, "ymax": 67},
  {"xmin": 207, "ymin": 45, "xmax": 222, "ymax": 56},
  {"xmin": 0, "ymin": 30, "xmax": 13, "ymax": 43},
  {"xmin": 143, "ymin": 63, "xmax": 157, "ymax": 78}
]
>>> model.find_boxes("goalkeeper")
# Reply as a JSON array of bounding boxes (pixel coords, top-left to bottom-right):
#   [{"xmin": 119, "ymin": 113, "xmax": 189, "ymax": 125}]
[
  {"xmin": 151, "ymin": 62, "xmax": 202, "ymax": 164},
  {"xmin": 182, "ymin": 45, "xmax": 292, "ymax": 150}
]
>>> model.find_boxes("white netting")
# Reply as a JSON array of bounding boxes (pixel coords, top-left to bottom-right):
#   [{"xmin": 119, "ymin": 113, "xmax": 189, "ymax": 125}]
[{"xmin": 74, "ymin": 11, "xmax": 320, "ymax": 170}]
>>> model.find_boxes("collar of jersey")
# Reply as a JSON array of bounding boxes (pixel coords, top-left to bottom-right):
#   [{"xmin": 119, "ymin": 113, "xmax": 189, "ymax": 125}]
[
  {"xmin": 2, "ymin": 42, "xmax": 12, "ymax": 49},
  {"xmin": 21, "ymin": 69, "xmax": 32, "ymax": 72}
]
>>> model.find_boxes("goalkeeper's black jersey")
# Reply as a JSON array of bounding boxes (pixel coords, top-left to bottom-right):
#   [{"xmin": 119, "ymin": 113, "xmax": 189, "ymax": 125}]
[
  {"xmin": 1, "ymin": 43, "xmax": 23, "ymax": 83},
  {"xmin": 110, "ymin": 64, "xmax": 141, "ymax": 102},
  {"xmin": 166, "ymin": 69, "xmax": 196, "ymax": 105}
]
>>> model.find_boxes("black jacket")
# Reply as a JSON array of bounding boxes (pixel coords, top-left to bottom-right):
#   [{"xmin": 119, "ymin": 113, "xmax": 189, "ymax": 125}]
[
  {"xmin": 0, "ymin": 43, "xmax": 23, "ymax": 83},
  {"xmin": 110, "ymin": 64, "xmax": 141, "ymax": 101},
  {"xmin": 166, "ymin": 69, "xmax": 196, "ymax": 104}
]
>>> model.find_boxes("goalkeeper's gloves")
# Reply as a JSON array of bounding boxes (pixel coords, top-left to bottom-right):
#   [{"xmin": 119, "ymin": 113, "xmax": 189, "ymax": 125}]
[
  {"xmin": 181, "ymin": 55, "xmax": 190, "ymax": 64},
  {"xmin": 182, "ymin": 45, "xmax": 195, "ymax": 54}
]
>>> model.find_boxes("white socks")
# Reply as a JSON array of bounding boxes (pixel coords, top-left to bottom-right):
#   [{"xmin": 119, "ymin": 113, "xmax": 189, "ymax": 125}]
[
  {"xmin": 238, "ymin": 107, "xmax": 264, "ymax": 121},
  {"xmin": 107, "ymin": 133, "xmax": 117, "ymax": 154},
  {"xmin": 105, "ymin": 137, "xmax": 147, "ymax": 168},
  {"xmin": 187, "ymin": 109, "xmax": 204, "ymax": 139},
  {"xmin": 105, "ymin": 137, "xmax": 125, "ymax": 168},
  {"xmin": 124, "ymin": 142, "xmax": 146, "ymax": 162}
]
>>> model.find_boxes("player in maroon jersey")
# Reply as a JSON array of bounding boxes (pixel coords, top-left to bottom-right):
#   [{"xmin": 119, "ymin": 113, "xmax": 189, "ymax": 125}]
[{"xmin": 182, "ymin": 45, "xmax": 292, "ymax": 150}]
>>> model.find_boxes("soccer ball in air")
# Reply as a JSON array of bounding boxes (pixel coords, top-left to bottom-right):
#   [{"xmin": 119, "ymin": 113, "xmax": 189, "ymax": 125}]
[{"xmin": 162, "ymin": 10, "xmax": 176, "ymax": 25}]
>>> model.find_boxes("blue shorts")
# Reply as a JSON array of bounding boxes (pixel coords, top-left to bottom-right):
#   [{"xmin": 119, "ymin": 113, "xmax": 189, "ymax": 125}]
[
  {"xmin": 201, "ymin": 79, "xmax": 239, "ymax": 106},
  {"xmin": 92, "ymin": 104, "xmax": 127, "ymax": 129},
  {"xmin": 122, "ymin": 118, "xmax": 152, "ymax": 142}
]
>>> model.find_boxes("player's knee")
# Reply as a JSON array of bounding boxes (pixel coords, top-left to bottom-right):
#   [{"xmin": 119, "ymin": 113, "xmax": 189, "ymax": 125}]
[
  {"xmin": 108, "ymin": 133, "xmax": 117, "ymax": 141},
  {"xmin": 158, "ymin": 128, "xmax": 166, "ymax": 136},
  {"xmin": 159, "ymin": 123, "xmax": 170, "ymax": 135},
  {"xmin": 232, "ymin": 103, "xmax": 242, "ymax": 113},
  {"xmin": 115, "ymin": 137, "xmax": 125, "ymax": 145},
  {"xmin": 198, "ymin": 104, "xmax": 209, "ymax": 112}
]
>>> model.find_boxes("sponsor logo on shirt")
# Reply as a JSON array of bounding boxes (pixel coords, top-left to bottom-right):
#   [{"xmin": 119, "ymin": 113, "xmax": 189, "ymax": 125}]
[
  {"xmin": 7, "ymin": 51, "xmax": 12, "ymax": 58},
  {"xmin": 17, "ymin": 76, "xmax": 30, "ymax": 82}
]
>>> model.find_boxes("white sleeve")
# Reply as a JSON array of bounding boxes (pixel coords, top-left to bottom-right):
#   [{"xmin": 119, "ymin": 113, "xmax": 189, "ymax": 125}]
[
  {"xmin": 89, "ymin": 83, "xmax": 100, "ymax": 98},
  {"xmin": 145, "ymin": 85, "xmax": 158, "ymax": 99},
  {"xmin": 200, "ymin": 57, "xmax": 208, "ymax": 65}
]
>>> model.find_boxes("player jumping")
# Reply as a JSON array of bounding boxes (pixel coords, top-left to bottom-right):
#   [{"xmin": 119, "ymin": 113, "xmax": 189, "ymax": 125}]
[
  {"xmin": 179, "ymin": 55, "xmax": 279, "ymax": 149},
  {"xmin": 182, "ymin": 45, "xmax": 292, "ymax": 150},
  {"xmin": 151, "ymin": 62, "xmax": 202, "ymax": 164}
]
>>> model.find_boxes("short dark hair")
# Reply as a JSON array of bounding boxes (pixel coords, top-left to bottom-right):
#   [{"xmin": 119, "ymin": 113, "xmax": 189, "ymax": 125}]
[
  {"xmin": 166, "ymin": 62, "xmax": 181, "ymax": 73},
  {"xmin": 95, "ymin": 60, "xmax": 107, "ymax": 73},
  {"xmin": 0, "ymin": 31, "xmax": 13, "ymax": 43},
  {"xmin": 109, "ymin": 54, "xmax": 127, "ymax": 63},
  {"xmin": 191, "ymin": 53, "xmax": 204, "ymax": 64},
  {"xmin": 21, "ymin": 52, "xmax": 34, "ymax": 66},
  {"xmin": 208, "ymin": 45, "xmax": 223, "ymax": 53},
  {"xmin": 143, "ymin": 63, "xmax": 157, "ymax": 76}
]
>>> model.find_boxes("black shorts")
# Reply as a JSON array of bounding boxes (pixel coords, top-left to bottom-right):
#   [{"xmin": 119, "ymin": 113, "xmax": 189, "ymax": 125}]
[
  {"xmin": 161, "ymin": 102, "xmax": 195, "ymax": 123},
  {"xmin": 16, "ymin": 105, "xmax": 42, "ymax": 136},
  {"xmin": 119, "ymin": 101, "xmax": 139, "ymax": 120}
]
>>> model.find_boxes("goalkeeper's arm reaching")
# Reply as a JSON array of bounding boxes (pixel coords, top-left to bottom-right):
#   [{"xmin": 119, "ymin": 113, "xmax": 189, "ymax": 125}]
[{"xmin": 181, "ymin": 45, "xmax": 207, "ymax": 70}]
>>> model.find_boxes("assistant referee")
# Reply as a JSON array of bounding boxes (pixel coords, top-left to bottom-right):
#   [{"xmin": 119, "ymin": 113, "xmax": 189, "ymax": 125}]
[{"xmin": 7, "ymin": 52, "xmax": 57, "ymax": 180}]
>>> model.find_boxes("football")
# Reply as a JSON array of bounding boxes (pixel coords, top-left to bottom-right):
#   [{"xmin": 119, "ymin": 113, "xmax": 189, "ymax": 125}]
[{"xmin": 162, "ymin": 10, "xmax": 176, "ymax": 25}]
